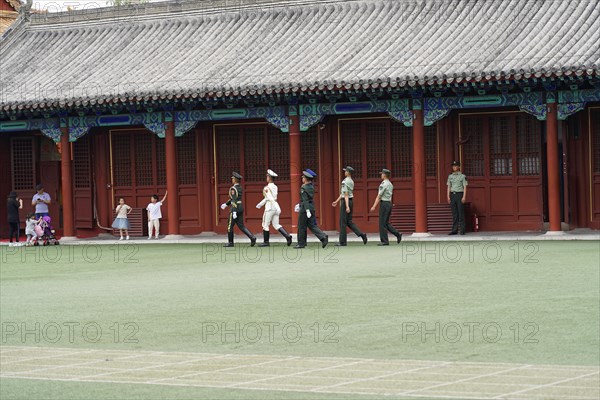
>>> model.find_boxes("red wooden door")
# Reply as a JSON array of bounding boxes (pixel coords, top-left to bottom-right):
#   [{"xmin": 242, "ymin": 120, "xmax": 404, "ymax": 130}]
[
  {"xmin": 110, "ymin": 130, "xmax": 168, "ymax": 228},
  {"xmin": 214, "ymin": 124, "xmax": 291, "ymax": 234},
  {"xmin": 9, "ymin": 136, "xmax": 36, "ymax": 220},
  {"xmin": 73, "ymin": 135, "xmax": 93, "ymax": 229},
  {"xmin": 590, "ymin": 108, "xmax": 600, "ymax": 227},
  {"xmin": 338, "ymin": 118, "xmax": 438, "ymax": 233},
  {"xmin": 0, "ymin": 135, "xmax": 13, "ymax": 238},
  {"xmin": 461, "ymin": 113, "xmax": 543, "ymax": 231}
]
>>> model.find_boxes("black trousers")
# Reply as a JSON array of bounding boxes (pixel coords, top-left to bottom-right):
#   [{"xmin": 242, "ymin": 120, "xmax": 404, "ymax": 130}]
[
  {"xmin": 227, "ymin": 208, "xmax": 254, "ymax": 241},
  {"xmin": 379, "ymin": 201, "xmax": 400, "ymax": 244},
  {"xmin": 8, "ymin": 222, "xmax": 20, "ymax": 242},
  {"xmin": 450, "ymin": 192, "xmax": 465, "ymax": 233},
  {"xmin": 339, "ymin": 198, "xmax": 363, "ymax": 244},
  {"xmin": 297, "ymin": 212, "xmax": 327, "ymax": 246}
]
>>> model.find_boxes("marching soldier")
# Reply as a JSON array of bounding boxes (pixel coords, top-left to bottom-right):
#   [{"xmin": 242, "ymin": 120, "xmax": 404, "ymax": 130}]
[
  {"xmin": 370, "ymin": 168, "xmax": 402, "ymax": 246},
  {"xmin": 294, "ymin": 169, "xmax": 328, "ymax": 249},
  {"xmin": 447, "ymin": 161, "xmax": 468, "ymax": 235},
  {"xmin": 332, "ymin": 166, "xmax": 367, "ymax": 246},
  {"xmin": 255, "ymin": 169, "xmax": 293, "ymax": 247},
  {"xmin": 220, "ymin": 172, "xmax": 256, "ymax": 247}
]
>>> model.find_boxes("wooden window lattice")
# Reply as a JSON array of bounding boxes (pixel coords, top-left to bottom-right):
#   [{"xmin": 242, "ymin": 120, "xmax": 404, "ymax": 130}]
[
  {"xmin": 11, "ymin": 137, "xmax": 35, "ymax": 191},
  {"xmin": 462, "ymin": 117, "xmax": 484, "ymax": 177},
  {"xmin": 155, "ymin": 138, "xmax": 166, "ymax": 186},
  {"xmin": 268, "ymin": 126, "xmax": 290, "ymax": 180},
  {"xmin": 112, "ymin": 135, "xmax": 132, "ymax": 187},
  {"xmin": 244, "ymin": 127, "xmax": 266, "ymax": 182},
  {"xmin": 340, "ymin": 122, "xmax": 362, "ymax": 177},
  {"xmin": 217, "ymin": 127, "xmax": 241, "ymax": 183},
  {"xmin": 516, "ymin": 115, "xmax": 541, "ymax": 176},
  {"xmin": 425, "ymin": 125, "xmax": 437, "ymax": 178},
  {"xmin": 301, "ymin": 127, "xmax": 319, "ymax": 175},
  {"xmin": 366, "ymin": 121, "xmax": 387, "ymax": 178},
  {"xmin": 177, "ymin": 134, "xmax": 197, "ymax": 185},
  {"xmin": 73, "ymin": 136, "xmax": 91, "ymax": 189},
  {"xmin": 135, "ymin": 135, "xmax": 154, "ymax": 186},
  {"xmin": 490, "ymin": 116, "xmax": 513, "ymax": 176},
  {"xmin": 593, "ymin": 112, "xmax": 600, "ymax": 173},
  {"xmin": 391, "ymin": 123, "xmax": 412, "ymax": 178}
]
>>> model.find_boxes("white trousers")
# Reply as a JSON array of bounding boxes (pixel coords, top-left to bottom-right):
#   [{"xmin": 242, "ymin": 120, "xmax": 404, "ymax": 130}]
[
  {"xmin": 262, "ymin": 209, "xmax": 282, "ymax": 231},
  {"xmin": 148, "ymin": 219, "xmax": 160, "ymax": 237}
]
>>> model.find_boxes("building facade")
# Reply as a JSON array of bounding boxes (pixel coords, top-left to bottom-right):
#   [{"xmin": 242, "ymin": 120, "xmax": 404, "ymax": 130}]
[{"xmin": 1, "ymin": 0, "xmax": 599, "ymax": 237}]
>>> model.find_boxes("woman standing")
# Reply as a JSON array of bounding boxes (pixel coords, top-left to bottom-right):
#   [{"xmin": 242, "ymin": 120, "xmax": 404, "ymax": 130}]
[{"xmin": 7, "ymin": 191, "xmax": 23, "ymax": 244}]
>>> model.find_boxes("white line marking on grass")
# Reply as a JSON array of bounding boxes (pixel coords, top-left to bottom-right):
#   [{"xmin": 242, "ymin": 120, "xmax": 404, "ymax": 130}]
[
  {"xmin": 0, "ymin": 349, "xmax": 98, "ymax": 367},
  {"xmin": 227, "ymin": 359, "xmax": 369, "ymax": 388},
  {"xmin": 2, "ymin": 347, "xmax": 598, "ymax": 399},
  {"xmin": 493, "ymin": 371, "xmax": 600, "ymax": 399},
  {"xmin": 311, "ymin": 361, "xmax": 451, "ymax": 392},
  {"xmin": 73, "ymin": 353, "xmax": 232, "ymax": 381},
  {"xmin": 1, "ymin": 352, "xmax": 150, "ymax": 377},
  {"xmin": 400, "ymin": 364, "xmax": 532, "ymax": 396},
  {"xmin": 147, "ymin": 355, "xmax": 301, "ymax": 384}
]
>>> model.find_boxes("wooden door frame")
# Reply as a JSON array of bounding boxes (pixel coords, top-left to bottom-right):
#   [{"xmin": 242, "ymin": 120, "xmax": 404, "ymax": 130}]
[
  {"xmin": 212, "ymin": 122, "xmax": 296, "ymax": 229},
  {"xmin": 589, "ymin": 107, "xmax": 600, "ymax": 225},
  {"xmin": 458, "ymin": 110, "xmax": 544, "ymax": 229}
]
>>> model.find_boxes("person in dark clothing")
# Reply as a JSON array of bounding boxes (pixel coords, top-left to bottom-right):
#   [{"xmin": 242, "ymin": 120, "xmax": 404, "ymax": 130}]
[
  {"xmin": 221, "ymin": 172, "xmax": 256, "ymax": 247},
  {"xmin": 294, "ymin": 169, "xmax": 328, "ymax": 249},
  {"xmin": 7, "ymin": 191, "xmax": 23, "ymax": 244}
]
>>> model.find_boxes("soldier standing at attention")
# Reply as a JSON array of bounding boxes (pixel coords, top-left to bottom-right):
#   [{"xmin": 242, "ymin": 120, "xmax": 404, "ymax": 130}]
[
  {"xmin": 332, "ymin": 166, "xmax": 367, "ymax": 246},
  {"xmin": 220, "ymin": 172, "xmax": 256, "ymax": 247},
  {"xmin": 255, "ymin": 169, "xmax": 293, "ymax": 247},
  {"xmin": 447, "ymin": 161, "xmax": 468, "ymax": 235},
  {"xmin": 370, "ymin": 168, "xmax": 402, "ymax": 246},
  {"xmin": 294, "ymin": 169, "xmax": 328, "ymax": 249}
]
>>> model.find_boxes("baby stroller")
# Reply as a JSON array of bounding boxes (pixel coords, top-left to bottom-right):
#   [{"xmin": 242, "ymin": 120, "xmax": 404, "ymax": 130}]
[{"xmin": 33, "ymin": 216, "xmax": 60, "ymax": 246}]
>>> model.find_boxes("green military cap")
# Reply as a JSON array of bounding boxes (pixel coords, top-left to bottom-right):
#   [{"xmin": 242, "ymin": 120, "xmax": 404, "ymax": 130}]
[
  {"xmin": 380, "ymin": 168, "xmax": 391, "ymax": 175},
  {"xmin": 451, "ymin": 161, "xmax": 461, "ymax": 166},
  {"xmin": 343, "ymin": 166, "xmax": 354, "ymax": 173},
  {"xmin": 232, "ymin": 172, "xmax": 243, "ymax": 180}
]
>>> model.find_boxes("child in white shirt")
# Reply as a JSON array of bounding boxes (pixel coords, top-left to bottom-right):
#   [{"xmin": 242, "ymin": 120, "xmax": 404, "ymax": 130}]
[{"xmin": 146, "ymin": 192, "xmax": 167, "ymax": 239}]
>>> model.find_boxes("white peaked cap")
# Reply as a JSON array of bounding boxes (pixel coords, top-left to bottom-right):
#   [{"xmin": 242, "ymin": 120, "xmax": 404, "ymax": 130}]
[{"xmin": 267, "ymin": 169, "xmax": 278, "ymax": 177}]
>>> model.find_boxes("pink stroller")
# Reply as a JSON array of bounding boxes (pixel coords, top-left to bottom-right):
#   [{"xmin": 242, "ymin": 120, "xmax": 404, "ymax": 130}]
[{"xmin": 33, "ymin": 216, "xmax": 60, "ymax": 246}]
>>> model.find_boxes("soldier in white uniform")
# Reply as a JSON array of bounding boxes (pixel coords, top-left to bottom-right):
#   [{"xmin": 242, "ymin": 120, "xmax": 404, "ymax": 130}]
[{"xmin": 256, "ymin": 169, "xmax": 293, "ymax": 247}]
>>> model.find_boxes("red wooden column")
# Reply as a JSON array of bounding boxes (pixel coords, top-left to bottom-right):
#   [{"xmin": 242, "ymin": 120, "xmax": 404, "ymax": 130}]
[
  {"xmin": 94, "ymin": 133, "xmax": 110, "ymax": 228},
  {"xmin": 412, "ymin": 106, "xmax": 429, "ymax": 234},
  {"xmin": 289, "ymin": 114, "xmax": 301, "ymax": 231},
  {"xmin": 60, "ymin": 127, "xmax": 75, "ymax": 238},
  {"xmin": 546, "ymin": 100, "xmax": 561, "ymax": 232},
  {"xmin": 165, "ymin": 120, "xmax": 180, "ymax": 236},
  {"xmin": 199, "ymin": 127, "xmax": 214, "ymax": 232}
]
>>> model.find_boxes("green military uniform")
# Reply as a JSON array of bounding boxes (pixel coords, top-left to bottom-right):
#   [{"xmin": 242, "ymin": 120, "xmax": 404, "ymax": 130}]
[
  {"xmin": 296, "ymin": 170, "xmax": 328, "ymax": 248},
  {"xmin": 338, "ymin": 167, "xmax": 366, "ymax": 245},
  {"xmin": 447, "ymin": 162, "xmax": 468, "ymax": 234},
  {"xmin": 378, "ymin": 170, "xmax": 401, "ymax": 245},
  {"xmin": 224, "ymin": 172, "xmax": 256, "ymax": 247}
]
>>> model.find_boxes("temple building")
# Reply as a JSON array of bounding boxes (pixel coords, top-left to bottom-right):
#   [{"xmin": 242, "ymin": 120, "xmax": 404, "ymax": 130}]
[
  {"xmin": 0, "ymin": 0, "xmax": 19, "ymax": 35},
  {"xmin": 1, "ymin": 0, "xmax": 599, "ymax": 238}
]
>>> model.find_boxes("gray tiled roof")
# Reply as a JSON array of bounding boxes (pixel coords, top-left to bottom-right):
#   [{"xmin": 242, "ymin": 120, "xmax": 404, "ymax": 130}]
[{"xmin": 1, "ymin": 0, "xmax": 599, "ymax": 110}]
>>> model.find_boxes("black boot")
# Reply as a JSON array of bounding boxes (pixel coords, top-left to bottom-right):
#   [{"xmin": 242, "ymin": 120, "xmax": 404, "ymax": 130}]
[
  {"xmin": 223, "ymin": 231, "xmax": 234, "ymax": 247},
  {"xmin": 259, "ymin": 230, "xmax": 270, "ymax": 247},
  {"xmin": 241, "ymin": 227, "xmax": 256, "ymax": 246},
  {"xmin": 278, "ymin": 227, "xmax": 293, "ymax": 246}
]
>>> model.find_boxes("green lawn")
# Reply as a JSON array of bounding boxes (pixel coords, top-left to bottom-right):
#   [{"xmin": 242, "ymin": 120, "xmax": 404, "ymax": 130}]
[{"xmin": 1, "ymin": 241, "xmax": 599, "ymax": 399}]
